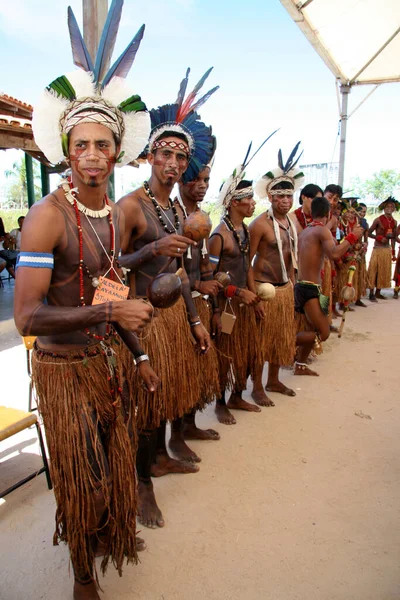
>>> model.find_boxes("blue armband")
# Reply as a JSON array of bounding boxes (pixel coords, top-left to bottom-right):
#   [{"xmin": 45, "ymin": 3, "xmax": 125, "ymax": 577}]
[
  {"xmin": 17, "ymin": 252, "xmax": 54, "ymax": 269},
  {"xmin": 209, "ymin": 254, "xmax": 219, "ymax": 264}
]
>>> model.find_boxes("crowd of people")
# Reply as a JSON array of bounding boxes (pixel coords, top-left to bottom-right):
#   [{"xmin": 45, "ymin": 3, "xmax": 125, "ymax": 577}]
[
  {"xmin": 0, "ymin": 215, "xmax": 24, "ymax": 279},
  {"xmin": 10, "ymin": 4, "xmax": 399, "ymax": 600}
]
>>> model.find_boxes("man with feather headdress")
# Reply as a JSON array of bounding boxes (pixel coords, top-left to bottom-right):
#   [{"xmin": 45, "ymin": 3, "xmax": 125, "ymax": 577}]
[
  {"xmin": 250, "ymin": 143, "xmax": 304, "ymax": 401},
  {"xmin": 14, "ymin": 2, "xmax": 158, "ymax": 598},
  {"xmin": 118, "ymin": 68, "xmax": 218, "ymax": 529}
]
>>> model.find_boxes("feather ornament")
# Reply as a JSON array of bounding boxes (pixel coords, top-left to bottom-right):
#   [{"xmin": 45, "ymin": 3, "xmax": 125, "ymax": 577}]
[
  {"xmin": 176, "ymin": 67, "xmax": 217, "ymax": 123},
  {"xmin": 283, "ymin": 141, "xmax": 301, "ymax": 173},
  {"xmin": 94, "ymin": 0, "xmax": 124, "ymax": 84},
  {"xmin": 67, "ymin": 70, "xmax": 96, "ymax": 98},
  {"xmin": 32, "ymin": 89, "xmax": 70, "ymax": 165},
  {"xmin": 47, "ymin": 76, "xmax": 76, "ymax": 101},
  {"xmin": 102, "ymin": 76, "xmax": 145, "ymax": 111},
  {"xmin": 101, "ymin": 24, "xmax": 145, "ymax": 88},
  {"xmin": 67, "ymin": 7, "xmax": 94, "ymax": 73},
  {"xmin": 175, "ymin": 68, "xmax": 190, "ymax": 105},
  {"xmin": 119, "ymin": 111, "xmax": 151, "ymax": 166}
]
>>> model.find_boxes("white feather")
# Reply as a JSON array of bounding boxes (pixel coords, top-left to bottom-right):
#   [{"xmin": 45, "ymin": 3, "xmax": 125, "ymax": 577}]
[
  {"xmin": 217, "ymin": 164, "xmax": 244, "ymax": 208},
  {"xmin": 67, "ymin": 70, "xmax": 96, "ymax": 98},
  {"xmin": 32, "ymin": 89, "xmax": 68, "ymax": 165},
  {"xmin": 118, "ymin": 111, "xmax": 151, "ymax": 167},
  {"xmin": 102, "ymin": 76, "xmax": 136, "ymax": 107}
]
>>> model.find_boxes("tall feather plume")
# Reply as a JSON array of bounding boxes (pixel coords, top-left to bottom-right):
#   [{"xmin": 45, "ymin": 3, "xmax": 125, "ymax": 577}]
[
  {"xmin": 242, "ymin": 142, "xmax": 252, "ymax": 168},
  {"xmin": 245, "ymin": 129, "xmax": 279, "ymax": 167},
  {"xmin": 101, "ymin": 24, "xmax": 145, "ymax": 88},
  {"xmin": 175, "ymin": 68, "xmax": 190, "ymax": 105},
  {"xmin": 283, "ymin": 141, "xmax": 301, "ymax": 173},
  {"xmin": 176, "ymin": 67, "xmax": 214, "ymax": 122},
  {"xmin": 67, "ymin": 7, "xmax": 94, "ymax": 73},
  {"xmin": 94, "ymin": 0, "xmax": 124, "ymax": 85},
  {"xmin": 190, "ymin": 86, "xmax": 219, "ymax": 115},
  {"xmin": 278, "ymin": 149, "xmax": 284, "ymax": 171}
]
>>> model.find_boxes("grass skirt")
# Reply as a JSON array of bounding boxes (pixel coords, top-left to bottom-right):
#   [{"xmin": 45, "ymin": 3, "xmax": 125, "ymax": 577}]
[
  {"xmin": 192, "ymin": 295, "xmax": 220, "ymax": 409},
  {"xmin": 32, "ymin": 336, "xmax": 138, "ymax": 581},
  {"xmin": 123, "ymin": 297, "xmax": 203, "ymax": 429},
  {"xmin": 367, "ymin": 246, "xmax": 392, "ymax": 289},
  {"xmin": 257, "ymin": 282, "xmax": 295, "ymax": 366},
  {"xmin": 216, "ymin": 296, "xmax": 262, "ymax": 392}
]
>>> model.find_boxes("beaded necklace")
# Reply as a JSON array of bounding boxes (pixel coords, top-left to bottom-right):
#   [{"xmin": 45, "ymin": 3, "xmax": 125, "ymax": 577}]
[
  {"xmin": 66, "ymin": 181, "xmax": 115, "ymax": 342},
  {"xmin": 223, "ymin": 215, "xmax": 250, "ymax": 254},
  {"xmin": 307, "ymin": 221, "xmax": 325, "ymax": 228},
  {"xmin": 143, "ymin": 180, "xmax": 180, "ymax": 234}
]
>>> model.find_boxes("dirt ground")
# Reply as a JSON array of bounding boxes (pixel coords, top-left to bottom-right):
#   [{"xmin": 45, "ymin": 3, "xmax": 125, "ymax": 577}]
[{"xmin": 1, "ymin": 297, "xmax": 400, "ymax": 600}]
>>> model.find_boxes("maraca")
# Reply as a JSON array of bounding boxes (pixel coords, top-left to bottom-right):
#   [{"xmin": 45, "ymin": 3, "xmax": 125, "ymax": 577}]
[
  {"xmin": 147, "ymin": 268, "xmax": 183, "ymax": 309},
  {"xmin": 256, "ymin": 282, "xmax": 276, "ymax": 301},
  {"xmin": 183, "ymin": 211, "xmax": 212, "ymax": 241},
  {"xmin": 214, "ymin": 271, "xmax": 231, "ymax": 288}
]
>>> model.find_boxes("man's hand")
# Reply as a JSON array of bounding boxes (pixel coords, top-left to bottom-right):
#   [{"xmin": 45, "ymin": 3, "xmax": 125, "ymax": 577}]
[
  {"xmin": 138, "ymin": 361, "xmax": 159, "ymax": 392},
  {"xmin": 353, "ymin": 225, "xmax": 364, "ymax": 240},
  {"xmin": 238, "ymin": 288, "xmax": 258, "ymax": 306},
  {"xmin": 254, "ymin": 300, "xmax": 266, "ymax": 320},
  {"xmin": 211, "ymin": 312, "xmax": 222, "ymax": 338},
  {"xmin": 196, "ymin": 280, "xmax": 223, "ymax": 296},
  {"xmin": 154, "ymin": 234, "xmax": 195, "ymax": 258},
  {"xmin": 192, "ymin": 323, "xmax": 211, "ymax": 353},
  {"xmin": 112, "ymin": 299, "xmax": 153, "ymax": 332}
]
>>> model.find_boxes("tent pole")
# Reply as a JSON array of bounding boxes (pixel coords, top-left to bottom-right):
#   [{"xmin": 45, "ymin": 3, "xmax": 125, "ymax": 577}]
[{"xmin": 338, "ymin": 84, "xmax": 351, "ymax": 188}]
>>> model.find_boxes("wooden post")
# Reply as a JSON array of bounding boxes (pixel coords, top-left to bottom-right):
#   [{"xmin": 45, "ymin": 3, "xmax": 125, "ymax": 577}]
[
  {"xmin": 40, "ymin": 163, "xmax": 50, "ymax": 197},
  {"xmin": 83, "ymin": 0, "xmax": 108, "ymax": 63},
  {"xmin": 25, "ymin": 153, "xmax": 35, "ymax": 208}
]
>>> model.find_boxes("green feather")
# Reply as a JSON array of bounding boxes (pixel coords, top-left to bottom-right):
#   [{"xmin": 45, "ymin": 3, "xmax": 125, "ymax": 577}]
[
  {"xmin": 61, "ymin": 133, "xmax": 69, "ymax": 157},
  {"xmin": 118, "ymin": 94, "xmax": 146, "ymax": 113},
  {"xmin": 319, "ymin": 293, "xmax": 330, "ymax": 315},
  {"xmin": 116, "ymin": 150, "xmax": 125, "ymax": 163},
  {"xmin": 293, "ymin": 171, "xmax": 305, "ymax": 179},
  {"xmin": 265, "ymin": 171, "xmax": 275, "ymax": 179},
  {"xmin": 47, "ymin": 76, "xmax": 76, "ymax": 101}
]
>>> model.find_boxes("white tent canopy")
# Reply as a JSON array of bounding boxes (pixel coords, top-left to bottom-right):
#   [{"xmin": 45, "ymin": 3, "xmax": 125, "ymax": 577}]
[{"xmin": 280, "ymin": 0, "xmax": 400, "ymax": 184}]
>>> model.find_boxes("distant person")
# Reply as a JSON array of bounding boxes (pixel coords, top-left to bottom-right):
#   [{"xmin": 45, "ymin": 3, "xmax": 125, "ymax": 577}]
[
  {"xmin": 367, "ymin": 196, "xmax": 399, "ymax": 301},
  {"xmin": 290, "ymin": 183, "xmax": 323, "ymax": 234},
  {"xmin": 0, "ymin": 217, "xmax": 17, "ymax": 278},
  {"xmin": 9, "ymin": 215, "xmax": 25, "ymax": 251}
]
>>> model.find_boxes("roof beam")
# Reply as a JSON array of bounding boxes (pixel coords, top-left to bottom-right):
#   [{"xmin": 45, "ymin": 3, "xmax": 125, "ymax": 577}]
[{"xmin": 350, "ymin": 26, "xmax": 400, "ymax": 84}]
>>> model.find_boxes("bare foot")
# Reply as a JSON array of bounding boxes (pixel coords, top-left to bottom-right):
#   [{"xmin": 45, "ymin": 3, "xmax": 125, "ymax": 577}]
[
  {"xmin": 251, "ymin": 387, "xmax": 275, "ymax": 406},
  {"xmin": 182, "ymin": 422, "xmax": 220, "ymax": 441},
  {"xmin": 330, "ymin": 325, "xmax": 339, "ymax": 333},
  {"xmin": 294, "ymin": 363, "xmax": 319, "ymax": 376},
  {"xmin": 168, "ymin": 437, "xmax": 201, "ymax": 463},
  {"xmin": 266, "ymin": 381, "xmax": 296, "ymax": 397},
  {"xmin": 137, "ymin": 480, "xmax": 165, "ymax": 529},
  {"xmin": 215, "ymin": 403, "xmax": 236, "ymax": 425},
  {"xmin": 73, "ymin": 580, "xmax": 100, "ymax": 600},
  {"xmin": 151, "ymin": 450, "xmax": 199, "ymax": 476},
  {"xmin": 355, "ymin": 299, "xmax": 367, "ymax": 307},
  {"xmin": 95, "ymin": 534, "xmax": 146, "ymax": 557},
  {"xmin": 227, "ymin": 393, "xmax": 262, "ymax": 412},
  {"xmin": 376, "ymin": 292, "xmax": 387, "ymax": 300}
]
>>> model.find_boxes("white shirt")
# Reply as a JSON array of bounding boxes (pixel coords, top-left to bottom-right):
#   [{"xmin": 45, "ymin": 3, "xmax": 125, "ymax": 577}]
[{"xmin": 9, "ymin": 229, "xmax": 22, "ymax": 251}]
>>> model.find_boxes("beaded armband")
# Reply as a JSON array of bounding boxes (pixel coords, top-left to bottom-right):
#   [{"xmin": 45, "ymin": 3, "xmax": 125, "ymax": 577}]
[{"xmin": 17, "ymin": 252, "xmax": 54, "ymax": 269}]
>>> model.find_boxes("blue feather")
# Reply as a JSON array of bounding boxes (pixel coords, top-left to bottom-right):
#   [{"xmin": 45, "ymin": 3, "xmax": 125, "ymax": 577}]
[
  {"xmin": 94, "ymin": 0, "xmax": 124, "ymax": 85},
  {"xmin": 101, "ymin": 24, "xmax": 145, "ymax": 88},
  {"xmin": 175, "ymin": 68, "xmax": 190, "ymax": 105},
  {"xmin": 67, "ymin": 7, "xmax": 94, "ymax": 73}
]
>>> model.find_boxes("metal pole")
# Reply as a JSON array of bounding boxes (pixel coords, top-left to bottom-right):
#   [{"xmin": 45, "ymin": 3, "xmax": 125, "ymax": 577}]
[
  {"xmin": 40, "ymin": 163, "xmax": 50, "ymax": 197},
  {"xmin": 25, "ymin": 153, "xmax": 35, "ymax": 208},
  {"xmin": 338, "ymin": 85, "xmax": 351, "ymax": 188}
]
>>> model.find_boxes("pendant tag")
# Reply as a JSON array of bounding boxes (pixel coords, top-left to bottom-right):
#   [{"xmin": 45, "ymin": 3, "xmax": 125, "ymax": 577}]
[{"xmin": 92, "ymin": 276, "xmax": 129, "ymax": 305}]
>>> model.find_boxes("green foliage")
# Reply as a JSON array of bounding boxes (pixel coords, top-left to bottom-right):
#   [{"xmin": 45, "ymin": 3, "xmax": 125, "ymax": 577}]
[
  {"xmin": 0, "ymin": 209, "xmax": 28, "ymax": 232},
  {"xmin": 3, "ymin": 156, "xmax": 41, "ymax": 209},
  {"xmin": 348, "ymin": 170, "xmax": 400, "ymax": 201}
]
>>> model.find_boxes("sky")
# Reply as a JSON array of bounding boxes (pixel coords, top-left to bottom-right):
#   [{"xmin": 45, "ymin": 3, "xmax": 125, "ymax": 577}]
[{"xmin": 1, "ymin": 0, "xmax": 400, "ymax": 199}]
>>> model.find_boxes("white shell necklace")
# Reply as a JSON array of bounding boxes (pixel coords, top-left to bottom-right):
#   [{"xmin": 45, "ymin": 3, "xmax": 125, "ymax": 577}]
[{"xmin": 60, "ymin": 179, "xmax": 112, "ymax": 219}]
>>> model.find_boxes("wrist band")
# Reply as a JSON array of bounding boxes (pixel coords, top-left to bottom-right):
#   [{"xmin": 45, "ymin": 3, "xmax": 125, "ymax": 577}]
[
  {"xmin": 134, "ymin": 354, "xmax": 149, "ymax": 366},
  {"xmin": 225, "ymin": 285, "xmax": 237, "ymax": 298},
  {"xmin": 331, "ymin": 269, "xmax": 337, "ymax": 277},
  {"xmin": 190, "ymin": 320, "xmax": 201, "ymax": 327},
  {"xmin": 376, "ymin": 235, "xmax": 384, "ymax": 243},
  {"xmin": 345, "ymin": 233, "xmax": 358, "ymax": 245}
]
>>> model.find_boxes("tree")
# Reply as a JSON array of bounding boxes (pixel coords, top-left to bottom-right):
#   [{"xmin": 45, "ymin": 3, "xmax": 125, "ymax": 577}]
[
  {"xmin": 4, "ymin": 155, "xmax": 41, "ymax": 209},
  {"xmin": 364, "ymin": 169, "xmax": 400, "ymax": 201}
]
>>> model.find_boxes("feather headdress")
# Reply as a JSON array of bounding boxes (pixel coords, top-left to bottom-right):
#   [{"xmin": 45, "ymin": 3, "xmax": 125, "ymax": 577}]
[
  {"xmin": 32, "ymin": 0, "xmax": 150, "ymax": 167},
  {"xmin": 378, "ymin": 196, "xmax": 400, "ymax": 211},
  {"xmin": 146, "ymin": 68, "xmax": 219, "ymax": 184},
  {"xmin": 218, "ymin": 131, "xmax": 278, "ymax": 211},
  {"xmin": 255, "ymin": 142, "xmax": 305, "ymax": 200}
]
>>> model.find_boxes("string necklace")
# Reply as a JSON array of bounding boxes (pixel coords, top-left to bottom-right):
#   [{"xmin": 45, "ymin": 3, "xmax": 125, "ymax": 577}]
[
  {"xmin": 143, "ymin": 180, "xmax": 180, "ymax": 234},
  {"xmin": 307, "ymin": 221, "xmax": 325, "ymax": 227},
  {"xmin": 223, "ymin": 215, "xmax": 249, "ymax": 254},
  {"xmin": 65, "ymin": 181, "xmax": 114, "ymax": 342}
]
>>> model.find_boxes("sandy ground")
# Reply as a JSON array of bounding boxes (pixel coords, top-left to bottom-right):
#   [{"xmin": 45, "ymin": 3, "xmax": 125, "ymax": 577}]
[{"xmin": 1, "ymin": 296, "xmax": 400, "ymax": 600}]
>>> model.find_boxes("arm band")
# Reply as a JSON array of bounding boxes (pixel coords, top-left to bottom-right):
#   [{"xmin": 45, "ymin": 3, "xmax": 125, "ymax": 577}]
[
  {"xmin": 209, "ymin": 254, "xmax": 219, "ymax": 265},
  {"xmin": 17, "ymin": 252, "xmax": 54, "ymax": 269},
  {"xmin": 376, "ymin": 235, "xmax": 384, "ymax": 243},
  {"xmin": 345, "ymin": 233, "xmax": 358, "ymax": 245},
  {"xmin": 225, "ymin": 285, "xmax": 238, "ymax": 298}
]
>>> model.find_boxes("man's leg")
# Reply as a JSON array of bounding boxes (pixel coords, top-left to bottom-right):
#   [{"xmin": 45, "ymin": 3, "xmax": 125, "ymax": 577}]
[
  {"xmin": 251, "ymin": 364, "xmax": 275, "ymax": 406},
  {"xmin": 182, "ymin": 408, "xmax": 220, "ymax": 441},
  {"xmin": 137, "ymin": 429, "xmax": 165, "ymax": 529},
  {"xmin": 151, "ymin": 422, "xmax": 199, "ymax": 476},
  {"xmin": 169, "ymin": 417, "xmax": 201, "ymax": 463},
  {"xmin": 295, "ymin": 298, "xmax": 330, "ymax": 376},
  {"xmin": 266, "ymin": 363, "xmax": 296, "ymax": 396},
  {"xmin": 215, "ymin": 389, "xmax": 237, "ymax": 425},
  {"xmin": 227, "ymin": 386, "xmax": 262, "ymax": 413}
]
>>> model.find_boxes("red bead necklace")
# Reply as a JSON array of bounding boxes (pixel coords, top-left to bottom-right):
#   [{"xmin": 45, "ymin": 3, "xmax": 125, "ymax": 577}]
[{"xmin": 69, "ymin": 180, "xmax": 115, "ymax": 341}]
